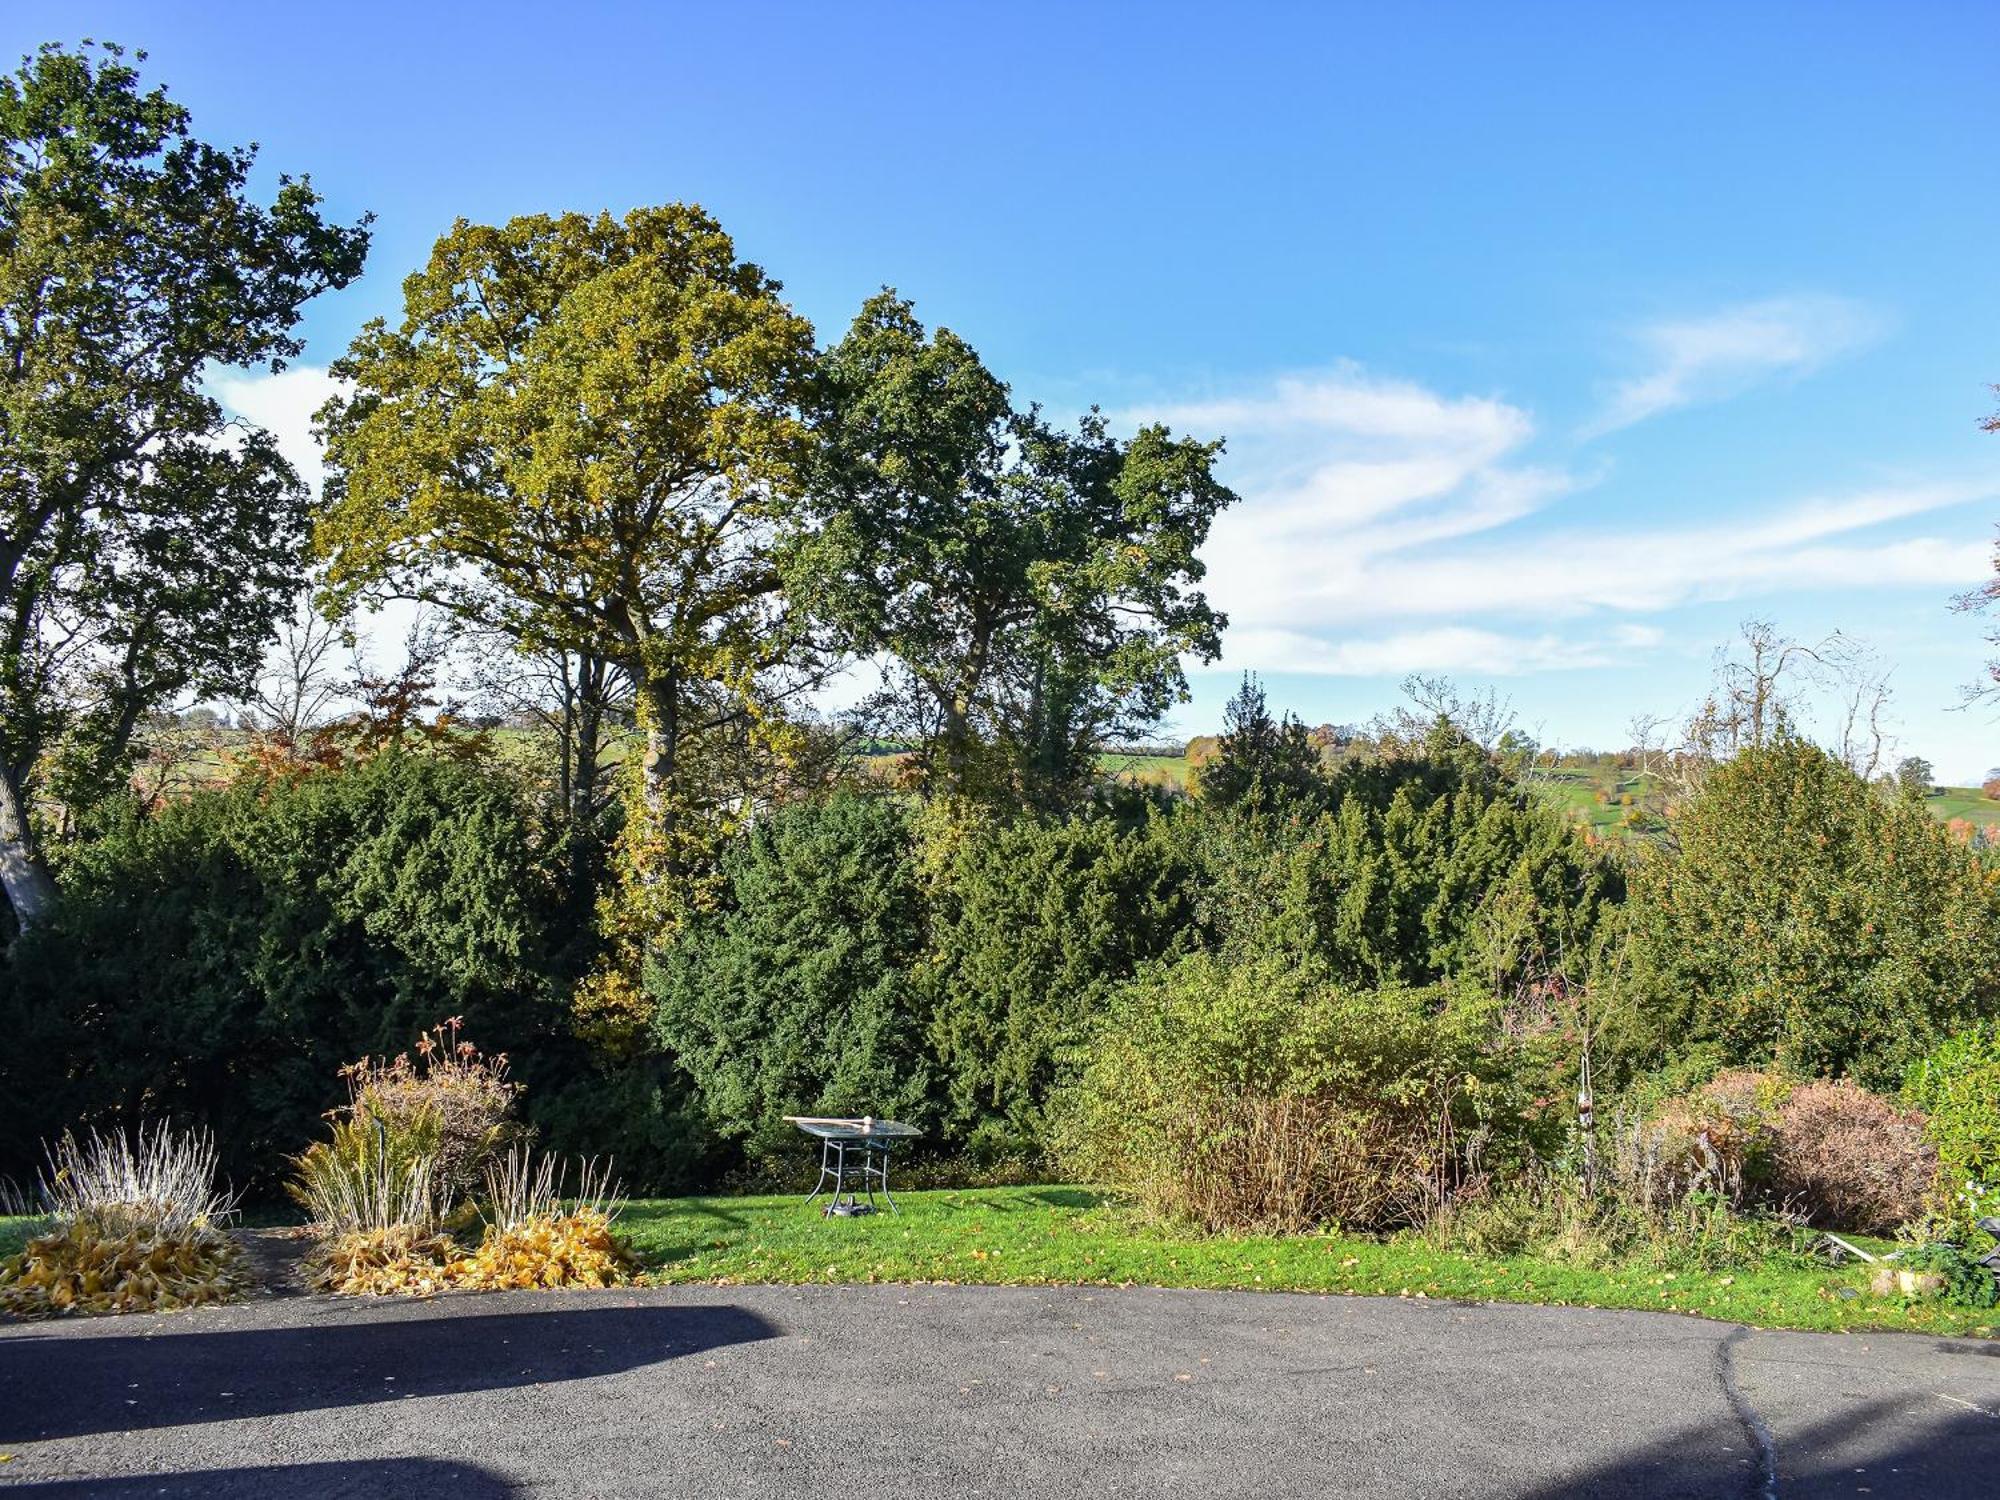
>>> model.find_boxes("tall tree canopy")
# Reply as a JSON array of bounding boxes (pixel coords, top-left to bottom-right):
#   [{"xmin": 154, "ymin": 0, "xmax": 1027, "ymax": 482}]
[
  {"xmin": 0, "ymin": 41, "xmax": 369, "ymax": 927},
  {"xmin": 814, "ymin": 292, "xmax": 1235, "ymax": 807},
  {"xmin": 316, "ymin": 205, "xmax": 822, "ymax": 847}
]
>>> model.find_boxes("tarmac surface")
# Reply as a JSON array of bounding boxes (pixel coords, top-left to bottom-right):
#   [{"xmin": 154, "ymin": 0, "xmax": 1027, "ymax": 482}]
[{"xmin": 2, "ymin": 1279, "xmax": 1997, "ymax": 1498}]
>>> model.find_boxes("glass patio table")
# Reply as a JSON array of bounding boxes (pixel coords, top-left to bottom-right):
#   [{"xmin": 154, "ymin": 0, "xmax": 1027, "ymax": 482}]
[{"xmin": 784, "ymin": 1116, "xmax": 921, "ymax": 1216}]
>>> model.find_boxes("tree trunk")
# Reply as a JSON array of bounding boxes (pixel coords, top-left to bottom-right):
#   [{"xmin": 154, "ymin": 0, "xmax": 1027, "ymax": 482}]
[
  {"xmin": 0, "ymin": 768, "xmax": 56, "ymax": 931},
  {"xmin": 637, "ymin": 670, "xmax": 680, "ymax": 822}
]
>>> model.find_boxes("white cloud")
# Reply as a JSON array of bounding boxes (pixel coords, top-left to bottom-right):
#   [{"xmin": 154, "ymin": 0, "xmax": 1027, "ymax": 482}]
[
  {"xmin": 1585, "ymin": 295, "xmax": 1882, "ymax": 436},
  {"xmin": 1225, "ymin": 625, "xmax": 1624, "ymax": 677},
  {"xmin": 1130, "ymin": 367, "xmax": 1586, "ymax": 650},
  {"xmin": 1305, "ymin": 484, "xmax": 1991, "ymax": 628},
  {"xmin": 1134, "ymin": 365, "xmax": 1994, "ymax": 684},
  {"xmin": 208, "ymin": 365, "xmax": 344, "ymax": 494}
]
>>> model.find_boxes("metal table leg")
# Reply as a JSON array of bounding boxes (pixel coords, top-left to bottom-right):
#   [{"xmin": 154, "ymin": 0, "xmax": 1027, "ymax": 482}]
[{"xmin": 805, "ymin": 1136, "xmax": 838, "ymax": 1207}]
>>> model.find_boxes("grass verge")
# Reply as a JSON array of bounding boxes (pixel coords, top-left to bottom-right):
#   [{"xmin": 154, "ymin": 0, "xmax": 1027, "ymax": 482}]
[{"xmin": 621, "ymin": 1186, "xmax": 1997, "ymax": 1338}]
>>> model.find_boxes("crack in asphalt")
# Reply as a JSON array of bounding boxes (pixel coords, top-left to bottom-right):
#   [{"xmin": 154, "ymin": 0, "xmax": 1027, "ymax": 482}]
[{"xmin": 1718, "ymin": 1326, "xmax": 1780, "ymax": 1499}]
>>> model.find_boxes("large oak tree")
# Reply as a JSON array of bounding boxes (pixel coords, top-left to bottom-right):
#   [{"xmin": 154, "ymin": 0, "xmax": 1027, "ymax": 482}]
[
  {"xmin": 814, "ymin": 292, "xmax": 1235, "ymax": 807},
  {"xmin": 0, "ymin": 42, "xmax": 369, "ymax": 928},
  {"xmin": 316, "ymin": 206, "xmax": 822, "ymax": 853}
]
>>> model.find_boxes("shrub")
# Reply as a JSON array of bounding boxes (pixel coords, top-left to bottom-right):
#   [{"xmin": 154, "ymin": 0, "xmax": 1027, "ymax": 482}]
[
  {"xmin": 1614, "ymin": 739, "xmax": 2000, "ymax": 1090},
  {"xmin": 1208, "ymin": 727, "xmax": 1623, "ymax": 993},
  {"xmin": 1057, "ymin": 951, "xmax": 1543, "ymax": 1234},
  {"xmin": 1759, "ymin": 1078, "xmax": 1934, "ymax": 1234},
  {"xmin": 0, "ymin": 754, "xmax": 562, "ymax": 1195},
  {"xmin": 1889, "ymin": 1243, "xmax": 1999, "ymax": 1308},
  {"xmin": 292, "ymin": 1022, "xmax": 520, "ymax": 1231},
  {"xmin": 1904, "ymin": 1023, "xmax": 2000, "ymax": 1230},
  {"xmin": 648, "ymin": 793, "xmax": 935, "ymax": 1157},
  {"xmin": 338, "ymin": 1019, "xmax": 521, "ymax": 1208},
  {"xmin": 921, "ymin": 805, "xmax": 1198, "ymax": 1153},
  {"xmin": 0, "ymin": 1123, "xmax": 248, "ymax": 1318}
]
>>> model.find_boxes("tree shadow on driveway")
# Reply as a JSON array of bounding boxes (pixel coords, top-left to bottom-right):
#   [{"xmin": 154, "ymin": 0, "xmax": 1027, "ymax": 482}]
[
  {"xmin": 5, "ymin": 1457, "xmax": 515, "ymax": 1498},
  {"xmin": 1510, "ymin": 1395, "xmax": 2000, "ymax": 1500},
  {"xmin": 0, "ymin": 1300, "xmax": 778, "ymax": 1444}
]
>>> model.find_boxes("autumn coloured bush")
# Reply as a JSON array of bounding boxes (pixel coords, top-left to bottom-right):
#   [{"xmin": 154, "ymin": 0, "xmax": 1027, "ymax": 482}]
[
  {"xmin": 0, "ymin": 1124, "xmax": 249, "ymax": 1318},
  {"xmin": 1761, "ymin": 1079, "xmax": 1934, "ymax": 1234},
  {"xmin": 339, "ymin": 1018, "xmax": 522, "ymax": 1207},
  {"xmin": 292, "ymin": 1036, "xmax": 635, "ymax": 1298}
]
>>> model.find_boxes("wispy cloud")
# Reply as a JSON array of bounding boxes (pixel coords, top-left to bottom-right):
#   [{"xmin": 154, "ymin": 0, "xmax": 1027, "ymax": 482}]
[
  {"xmin": 1129, "ymin": 362, "xmax": 1992, "ymax": 681},
  {"xmin": 1280, "ymin": 482, "xmax": 1990, "ymax": 630},
  {"xmin": 1584, "ymin": 295, "xmax": 1882, "ymax": 436},
  {"xmin": 1224, "ymin": 625, "xmax": 1628, "ymax": 677}
]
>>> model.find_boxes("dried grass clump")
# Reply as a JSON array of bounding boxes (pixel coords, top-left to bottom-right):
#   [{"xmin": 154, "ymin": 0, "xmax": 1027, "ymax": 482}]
[
  {"xmin": 449, "ymin": 1149, "xmax": 633, "ymax": 1291},
  {"xmin": 292, "ymin": 1121, "xmax": 448, "ymax": 1236},
  {"xmin": 41, "ymin": 1122, "xmax": 239, "ymax": 1236},
  {"xmin": 305, "ymin": 1224, "xmax": 461, "ymax": 1297},
  {"xmin": 0, "ymin": 1123, "xmax": 246, "ymax": 1319}
]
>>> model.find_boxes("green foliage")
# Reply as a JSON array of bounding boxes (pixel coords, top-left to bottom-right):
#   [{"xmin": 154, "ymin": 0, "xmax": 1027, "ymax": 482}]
[
  {"xmin": 920, "ymin": 806, "xmax": 1198, "ymax": 1152},
  {"xmin": 1202, "ymin": 725, "xmax": 1622, "ymax": 992},
  {"xmin": 1893, "ymin": 1241, "xmax": 2000, "ymax": 1308},
  {"xmin": 1614, "ymin": 739, "xmax": 2000, "ymax": 1090},
  {"xmin": 0, "ymin": 42, "xmax": 368, "ymax": 911},
  {"xmin": 1903, "ymin": 1022, "xmax": 2000, "ymax": 1230},
  {"xmin": 316, "ymin": 204, "xmax": 820, "ymax": 843},
  {"xmin": 647, "ymin": 793, "xmax": 935, "ymax": 1153},
  {"xmin": 0, "ymin": 755, "xmax": 562, "ymax": 1193},
  {"xmin": 812, "ymin": 292, "xmax": 1234, "ymax": 808},
  {"xmin": 1056, "ymin": 950, "xmax": 1548, "ymax": 1233},
  {"xmin": 1193, "ymin": 673, "xmax": 1325, "ymax": 810}
]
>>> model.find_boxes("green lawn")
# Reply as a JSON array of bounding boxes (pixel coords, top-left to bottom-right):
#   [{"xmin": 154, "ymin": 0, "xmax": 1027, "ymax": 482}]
[
  {"xmin": 616, "ymin": 1186, "xmax": 1997, "ymax": 1338},
  {"xmin": 0, "ymin": 1216, "xmax": 43, "ymax": 1260},
  {"xmin": 5, "ymin": 1191, "xmax": 1991, "ymax": 1336},
  {"xmin": 1524, "ymin": 769, "xmax": 1661, "ymax": 837}
]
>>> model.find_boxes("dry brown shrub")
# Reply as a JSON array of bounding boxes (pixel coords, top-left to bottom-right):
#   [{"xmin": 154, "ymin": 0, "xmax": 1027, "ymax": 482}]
[
  {"xmin": 339, "ymin": 1018, "xmax": 522, "ymax": 1206},
  {"xmin": 1763, "ymin": 1079, "xmax": 1935, "ymax": 1233},
  {"xmin": 1148, "ymin": 1087, "xmax": 1462, "ymax": 1235}
]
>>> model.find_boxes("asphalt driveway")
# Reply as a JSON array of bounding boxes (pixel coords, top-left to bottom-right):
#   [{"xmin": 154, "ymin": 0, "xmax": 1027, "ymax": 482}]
[{"xmin": 2, "ymin": 1282, "xmax": 1996, "ymax": 1498}]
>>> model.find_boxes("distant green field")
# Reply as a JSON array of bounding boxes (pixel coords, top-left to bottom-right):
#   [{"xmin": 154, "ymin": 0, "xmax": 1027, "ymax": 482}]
[
  {"xmin": 1085, "ymin": 754, "xmax": 2000, "ymax": 842},
  {"xmin": 1095, "ymin": 751, "xmax": 1191, "ymax": 789},
  {"xmin": 1926, "ymin": 786, "xmax": 2000, "ymax": 829},
  {"xmin": 1522, "ymin": 768, "xmax": 1663, "ymax": 837}
]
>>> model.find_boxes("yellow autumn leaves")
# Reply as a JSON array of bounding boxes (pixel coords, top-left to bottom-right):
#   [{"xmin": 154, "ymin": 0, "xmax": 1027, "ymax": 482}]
[
  {"xmin": 0, "ymin": 1218, "xmax": 250, "ymax": 1319},
  {"xmin": 306, "ymin": 1209, "xmax": 635, "ymax": 1297}
]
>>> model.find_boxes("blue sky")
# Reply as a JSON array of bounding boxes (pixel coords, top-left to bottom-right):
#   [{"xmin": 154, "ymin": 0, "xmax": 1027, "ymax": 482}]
[{"xmin": 15, "ymin": 3, "xmax": 2000, "ymax": 774}]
